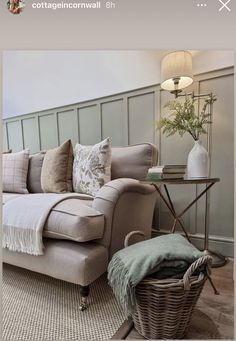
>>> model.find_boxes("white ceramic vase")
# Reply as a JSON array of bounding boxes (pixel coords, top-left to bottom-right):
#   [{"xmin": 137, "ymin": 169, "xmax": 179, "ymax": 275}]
[{"xmin": 187, "ymin": 140, "xmax": 209, "ymax": 178}]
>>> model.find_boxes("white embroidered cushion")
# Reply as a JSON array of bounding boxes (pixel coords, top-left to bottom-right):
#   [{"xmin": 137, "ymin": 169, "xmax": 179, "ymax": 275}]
[
  {"xmin": 73, "ymin": 138, "xmax": 111, "ymax": 196},
  {"xmin": 2, "ymin": 149, "xmax": 30, "ymax": 194}
]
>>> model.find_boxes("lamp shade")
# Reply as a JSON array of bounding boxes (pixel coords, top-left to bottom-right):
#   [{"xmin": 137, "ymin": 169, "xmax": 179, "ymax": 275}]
[{"xmin": 161, "ymin": 51, "xmax": 193, "ymax": 91}]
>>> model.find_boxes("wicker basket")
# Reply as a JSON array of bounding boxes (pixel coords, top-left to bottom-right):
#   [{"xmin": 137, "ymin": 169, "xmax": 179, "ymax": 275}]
[{"xmin": 124, "ymin": 231, "xmax": 212, "ymax": 340}]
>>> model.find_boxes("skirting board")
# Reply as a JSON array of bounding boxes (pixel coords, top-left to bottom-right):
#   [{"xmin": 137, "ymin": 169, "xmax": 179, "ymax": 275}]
[{"xmin": 152, "ymin": 229, "xmax": 234, "ymax": 258}]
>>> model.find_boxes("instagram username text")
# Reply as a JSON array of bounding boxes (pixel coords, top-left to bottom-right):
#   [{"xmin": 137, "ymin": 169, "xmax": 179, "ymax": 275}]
[{"xmin": 32, "ymin": 1, "xmax": 116, "ymax": 10}]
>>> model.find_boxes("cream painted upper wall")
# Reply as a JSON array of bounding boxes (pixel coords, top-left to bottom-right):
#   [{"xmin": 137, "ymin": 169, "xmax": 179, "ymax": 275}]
[
  {"xmin": 3, "ymin": 50, "xmax": 234, "ymax": 118},
  {"xmin": 191, "ymin": 50, "xmax": 234, "ymax": 74}
]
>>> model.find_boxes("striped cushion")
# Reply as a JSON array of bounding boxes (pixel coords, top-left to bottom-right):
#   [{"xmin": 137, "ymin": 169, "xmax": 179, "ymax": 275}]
[{"xmin": 2, "ymin": 150, "xmax": 30, "ymax": 194}]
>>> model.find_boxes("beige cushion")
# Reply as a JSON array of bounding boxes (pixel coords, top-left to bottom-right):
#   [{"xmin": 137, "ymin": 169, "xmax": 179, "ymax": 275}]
[
  {"xmin": 111, "ymin": 143, "xmax": 158, "ymax": 180},
  {"xmin": 27, "ymin": 152, "xmax": 45, "ymax": 193},
  {"xmin": 41, "ymin": 140, "xmax": 73, "ymax": 193},
  {"xmin": 2, "ymin": 150, "xmax": 30, "ymax": 194},
  {"xmin": 44, "ymin": 196, "xmax": 104, "ymax": 242},
  {"xmin": 73, "ymin": 137, "xmax": 112, "ymax": 196}
]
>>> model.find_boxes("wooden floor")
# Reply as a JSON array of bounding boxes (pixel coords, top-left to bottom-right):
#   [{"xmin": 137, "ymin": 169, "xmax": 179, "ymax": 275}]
[{"xmin": 113, "ymin": 260, "xmax": 234, "ymax": 340}]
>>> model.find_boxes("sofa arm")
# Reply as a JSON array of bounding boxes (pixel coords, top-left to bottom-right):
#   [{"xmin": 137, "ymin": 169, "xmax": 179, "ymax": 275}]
[{"xmin": 92, "ymin": 178, "xmax": 157, "ymax": 258}]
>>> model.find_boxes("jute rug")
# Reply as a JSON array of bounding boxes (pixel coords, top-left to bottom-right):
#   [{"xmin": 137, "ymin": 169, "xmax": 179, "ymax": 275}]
[{"xmin": 2, "ymin": 264, "xmax": 126, "ymax": 340}]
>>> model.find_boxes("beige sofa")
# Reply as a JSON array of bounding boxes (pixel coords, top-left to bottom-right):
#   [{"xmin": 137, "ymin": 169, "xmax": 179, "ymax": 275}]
[{"xmin": 3, "ymin": 143, "xmax": 158, "ymax": 310}]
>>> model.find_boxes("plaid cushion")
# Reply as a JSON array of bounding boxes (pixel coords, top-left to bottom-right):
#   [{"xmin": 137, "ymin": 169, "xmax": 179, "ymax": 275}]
[{"xmin": 3, "ymin": 150, "xmax": 30, "ymax": 194}]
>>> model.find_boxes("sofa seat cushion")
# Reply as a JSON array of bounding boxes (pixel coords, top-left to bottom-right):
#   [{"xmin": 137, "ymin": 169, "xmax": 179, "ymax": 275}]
[
  {"xmin": 3, "ymin": 239, "xmax": 108, "ymax": 286},
  {"xmin": 44, "ymin": 197, "xmax": 104, "ymax": 242},
  {"xmin": 3, "ymin": 193, "xmax": 105, "ymax": 243}
]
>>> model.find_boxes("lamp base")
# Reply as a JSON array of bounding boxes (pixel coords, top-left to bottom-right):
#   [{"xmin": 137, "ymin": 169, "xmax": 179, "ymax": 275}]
[{"xmin": 170, "ymin": 89, "xmax": 182, "ymax": 98}]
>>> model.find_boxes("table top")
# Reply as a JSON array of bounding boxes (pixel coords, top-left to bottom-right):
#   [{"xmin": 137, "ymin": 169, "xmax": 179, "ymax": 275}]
[{"xmin": 141, "ymin": 177, "xmax": 220, "ymax": 185}]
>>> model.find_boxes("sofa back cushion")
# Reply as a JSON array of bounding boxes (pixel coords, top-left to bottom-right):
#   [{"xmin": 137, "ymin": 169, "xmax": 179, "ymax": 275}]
[
  {"xmin": 2, "ymin": 149, "xmax": 30, "ymax": 194},
  {"xmin": 27, "ymin": 152, "xmax": 45, "ymax": 193},
  {"xmin": 24, "ymin": 143, "xmax": 157, "ymax": 194},
  {"xmin": 111, "ymin": 143, "xmax": 158, "ymax": 180},
  {"xmin": 41, "ymin": 140, "xmax": 73, "ymax": 193}
]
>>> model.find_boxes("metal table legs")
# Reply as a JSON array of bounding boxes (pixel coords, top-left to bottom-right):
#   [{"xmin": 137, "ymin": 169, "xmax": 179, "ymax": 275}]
[
  {"xmin": 153, "ymin": 184, "xmax": 191, "ymax": 242},
  {"xmin": 154, "ymin": 182, "xmax": 228, "ymax": 268}
]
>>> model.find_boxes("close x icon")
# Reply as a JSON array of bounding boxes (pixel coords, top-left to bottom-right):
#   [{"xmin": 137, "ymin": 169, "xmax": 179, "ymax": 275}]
[{"xmin": 218, "ymin": 0, "xmax": 231, "ymax": 12}]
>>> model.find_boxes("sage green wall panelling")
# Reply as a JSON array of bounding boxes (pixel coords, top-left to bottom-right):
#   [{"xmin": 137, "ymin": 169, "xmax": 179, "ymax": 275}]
[
  {"xmin": 22, "ymin": 117, "xmax": 40, "ymax": 154},
  {"xmin": 57, "ymin": 109, "xmax": 78, "ymax": 146},
  {"xmin": 199, "ymin": 74, "xmax": 234, "ymax": 238},
  {"xmin": 3, "ymin": 123, "xmax": 8, "ymax": 151},
  {"xmin": 101, "ymin": 99, "xmax": 125, "ymax": 146},
  {"xmin": 7, "ymin": 120, "xmax": 23, "ymax": 152},
  {"xmin": 78, "ymin": 105, "xmax": 101, "ymax": 145},
  {"xmin": 128, "ymin": 92, "xmax": 155, "ymax": 145},
  {"xmin": 39, "ymin": 114, "xmax": 58, "ymax": 150}
]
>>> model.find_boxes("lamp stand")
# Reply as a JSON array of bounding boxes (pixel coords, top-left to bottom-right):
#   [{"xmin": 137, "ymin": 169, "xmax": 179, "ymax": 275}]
[{"xmin": 170, "ymin": 77, "xmax": 182, "ymax": 98}]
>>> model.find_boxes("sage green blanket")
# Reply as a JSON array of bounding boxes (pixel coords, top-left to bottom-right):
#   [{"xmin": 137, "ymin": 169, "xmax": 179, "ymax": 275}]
[{"xmin": 108, "ymin": 234, "xmax": 203, "ymax": 316}]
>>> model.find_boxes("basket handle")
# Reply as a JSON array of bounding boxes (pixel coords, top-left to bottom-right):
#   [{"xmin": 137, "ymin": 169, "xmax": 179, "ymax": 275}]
[
  {"xmin": 183, "ymin": 255, "xmax": 212, "ymax": 290},
  {"xmin": 124, "ymin": 230, "xmax": 146, "ymax": 248}
]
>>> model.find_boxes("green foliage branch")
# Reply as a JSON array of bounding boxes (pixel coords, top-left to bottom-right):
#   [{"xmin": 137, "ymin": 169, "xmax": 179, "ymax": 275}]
[{"xmin": 156, "ymin": 95, "xmax": 217, "ymax": 141}]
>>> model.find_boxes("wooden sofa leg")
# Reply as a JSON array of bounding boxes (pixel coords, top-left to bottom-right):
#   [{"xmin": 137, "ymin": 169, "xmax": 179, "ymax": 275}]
[{"xmin": 79, "ymin": 285, "xmax": 90, "ymax": 311}]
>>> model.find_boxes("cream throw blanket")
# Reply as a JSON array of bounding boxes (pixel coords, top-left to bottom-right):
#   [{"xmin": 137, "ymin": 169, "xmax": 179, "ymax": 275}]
[{"xmin": 3, "ymin": 193, "xmax": 87, "ymax": 255}]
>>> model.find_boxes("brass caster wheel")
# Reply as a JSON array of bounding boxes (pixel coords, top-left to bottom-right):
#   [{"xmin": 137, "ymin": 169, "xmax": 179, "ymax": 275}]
[
  {"xmin": 79, "ymin": 303, "xmax": 87, "ymax": 311},
  {"xmin": 79, "ymin": 296, "xmax": 87, "ymax": 311}
]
